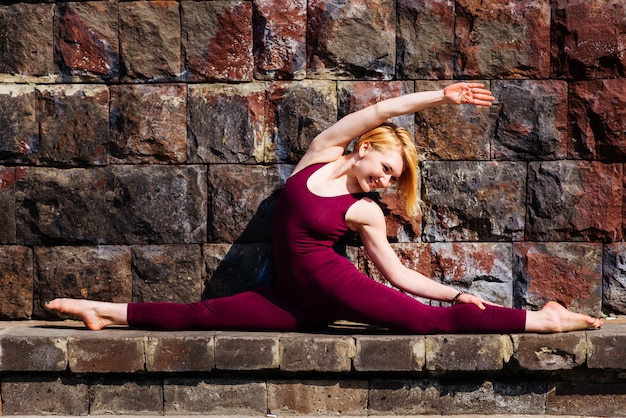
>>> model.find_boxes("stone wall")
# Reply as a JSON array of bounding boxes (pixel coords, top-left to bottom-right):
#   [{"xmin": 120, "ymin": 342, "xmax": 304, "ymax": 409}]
[{"xmin": 1, "ymin": 0, "xmax": 626, "ymax": 320}]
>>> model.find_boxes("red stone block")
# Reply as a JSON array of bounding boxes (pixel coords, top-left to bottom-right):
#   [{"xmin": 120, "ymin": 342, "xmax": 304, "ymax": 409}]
[
  {"xmin": 569, "ymin": 79, "xmax": 626, "ymax": 161},
  {"xmin": 456, "ymin": 0, "xmax": 550, "ymax": 78},
  {"xmin": 526, "ymin": 161, "xmax": 623, "ymax": 242},
  {"xmin": 0, "ymin": 246, "xmax": 33, "ymax": 319},
  {"xmin": 182, "ymin": 1, "xmax": 253, "ymax": 81},
  {"xmin": 513, "ymin": 242, "xmax": 603, "ymax": 315},
  {"xmin": 56, "ymin": 2, "xmax": 119, "ymax": 79},
  {"xmin": 110, "ymin": 84, "xmax": 187, "ymax": 164},
  {"xmin": 414, "ymin": 80, "xmax": 493, "ymax": 161},
  {"xmin": 552, "ymin": 0, "xmax": 626, "ymax": 79},
  {"xmin": 254, "ymin": 0, "xmax": 306, "ymax": 80},
  {"xmin": 307, "ymin": 0, "xmax": 396, "ymax": 80}
]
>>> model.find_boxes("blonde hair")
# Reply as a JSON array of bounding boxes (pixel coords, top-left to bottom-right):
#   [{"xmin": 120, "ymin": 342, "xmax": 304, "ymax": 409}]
[{"xmin": 354, "ymin": 122, "xmax": 421, "ymax": 216}]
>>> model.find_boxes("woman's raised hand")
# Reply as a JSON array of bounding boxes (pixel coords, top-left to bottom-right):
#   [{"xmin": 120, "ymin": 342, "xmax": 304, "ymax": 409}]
[{"xmin": 443, "ymin": 82, "xmax": 495, "ymax": 107}]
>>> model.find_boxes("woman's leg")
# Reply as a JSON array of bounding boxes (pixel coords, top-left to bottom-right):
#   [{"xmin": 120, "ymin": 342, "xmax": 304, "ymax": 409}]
[
  {"xmin": 46, "ymin": 287, "xmax": 315, "ymax": 331},
  {"xmin": 524, "ymin": 301, "xmax": 603, "ymax": 332}
]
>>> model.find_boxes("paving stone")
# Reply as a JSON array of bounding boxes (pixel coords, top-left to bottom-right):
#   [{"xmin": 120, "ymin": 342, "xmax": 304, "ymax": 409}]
[
  {"xmin": 182, "ymin": 1, "xmax": 253, "ymax": 81},
  {"xmin": 511, "ymin": 332, "xmax": 587, "ymax": 370},
  {"xmin": 0, "ymin": 333, "xmax": 67, "ymax": 371},
  {"xmin": 587, "ymin": 323, "xmax": 626, "ymax": 369},
  {"xmin": 254, "ymin": 0, "xmax": 307, "ymax": 80},
  {"xmin": 268, "ymin": 379, "xmax": 368, "ymax": 415},
  {"xmin": 68, "ymin": 335, "xmax": 144, "ymax": 373},
  {"xmin": 280, "ymin": 334, "xmax": 355, "ymax": 372},
  {"xmin": 145, "ymin": 332, "xmax": 215, "ymax": 372},
  {"xmin": 90, "ymin": 377, "xmax": 163, "ymax": 415},
  {"xmin": 215, "ymin": 331, "xmax": 279, "ymax": 370},
  {"xmin": 164, "ymin": 378, "xmax": 267, "ymax": 415},
  {"xmin": 353, "ymin": 335, "xmax": 425, "ymax": 371},
  {"xmin": 1, "ymin": 377, "xmax": 89, "ymax": 416},
  {"xmin": 425, "ymin": 334, "xmax": 513, "ymax": 371}
]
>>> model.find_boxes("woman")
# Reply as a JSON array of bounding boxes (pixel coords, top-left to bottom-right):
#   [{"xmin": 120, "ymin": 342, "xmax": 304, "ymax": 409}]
[{"xmin": 46, "ymin": 82, "xmax": 603, "ymax": 333}]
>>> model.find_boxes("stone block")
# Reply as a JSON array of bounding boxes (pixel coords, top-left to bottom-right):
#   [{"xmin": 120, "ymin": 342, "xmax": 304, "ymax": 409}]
[
  {"xmin": 208, "ymin": 164, "xmax": 280, "ymax": 243},
  {"xmin": 182, "ymin": 1, "xmax": 253, "ymax": 81},
  {"xmin": 188, "ymin": 83, "xmax": 268, "ymax": 164},
  {"xmin": 511, "ymin": 333, "xmax": 587, "ymax": 370},
  {"xmin": 164, "ymin": 378, "xmax": 267, "ymax": 415},
  {"xmin": 36, "ymin": 84, "xmax": 110, "ymax": 166},
  {"xmin": 0, "ymin": 335, "xmax": 67, "ymax": 371},
  {"xmin": 546, "ymin": 382, "xmax": 626, "ymax": 416},
  {"xmin": 280, "ymin": 334, "xmax": 355, "ymax": 372},
  {"xmin": 0, "ymin": 85, "xmax": 38, "ymax": 165},
  {"xmin": 203, "ymin": 243, "xmax": 274, "ymax": 299},
  {"xmin": 131, "ymin": 245, "xmax": 202, "ymax": 303},
  {"xmin": 1, "ymin": 377, "xmax": 89, "ymax": 416},
  {"xmin": 422, "ymin": 161, "xmax": 526, "ymax": 241},
  {"xmin": 425, "ymin": 334, "xmax": 513, "ymax": 371},
  {"xmin": 15, "ymin": 165, "xmax": 207, "ymax": 245},
  {"xmin": 353, "ymin": 335, "xmax": 424, "ymax": 371},
  {"xmin": 56, "ymin": 2, "xmax": 119, "ymax": 80},
  {"xmin": 440, "ymin": 381, "xmax": 499, "ymax": 415},
  {"xmin": 68, "ymin": 335, "xmax": 144, "ymax": 373},
  {"xmin": 254, "ymin": 0, "xmax": 307, "ymax": 80},
  {"xmin": 337, "ymin": 81, "xmax": 415, "ymax": 130},
  {"xmin": 551, "ymin": 0, "xmax": 626, "ymax": 79},
  {"xmin": 587, "ymin": 325, "xmax": 626, "ymax": 369},
  {"xmin": 267, "ymin": 380, "xmax": 368, "ymax": 415},
  {"xmin": 455, "ymin": 0, "xmax": 550, "ymax": 78},
  {"xmin": 110, "ymin": 83, "xmax": 187, "ymax": 164},
  {"xmin": 33, "ymin": 246, "xmax": 132, "ymax": 319},
  {"xmin": 307, "ymin": 0, "xmax": 396, "ymax": 80},
  {"xmin": 369, "ymin": 379, "xmax": 444, "ymax": 415},
  {"xmin": 145, "ymin": 332, "xmax": 215, "ymax": 372},
  {"xmin": 215, "ymin": 332, "xmax": 280, "ymax": 370},
  {"xmin": 526, "ymin": 161, "xmax": 623, "ymax": 242},
  {"xmin": 569, "ymin": 79, "xmax": 626, "ymax": 161},
  {"xmin": 396, "ymin": 0, "xmax": 454, "ymax": 79},
  {"xmin": 119, "ymin": 1, "xmax": 180, "ymax": 81},
  {"xmin": 414, "ymin": 80, "xmax": 493, "ymax": 161},
  {"xmin": 492, "ymin": 381, "xmax": 548, "ymax": 415},
  {"xmin": 0, "ymin": 168, "xmax": 16, "ymax": 244},
  {"xmin": 90, "ymin": 377, "xmax": 163, "ymax": 415},
  {"xmin": 491, "ymin": 80, "xmax": 568, "ymax": 161},
  {"xmin": 0, "ymin": 246, "xmax": 33, "ymax": 319},
  {"xmin": 0, "ymin": 3, "xmax": 55, "ymax": 76},
  {"xmin": 268, "ymin": 80, "xmax": 337, "ymax": 163},
  {"xmin": 603, "ymin": 243, "xmax": 626, "ymax": 314},
  {"xmin": 430, "ymin": 243, "xmax": 514, "ymax": 307},
  {"xmin": 513, "ymin": 242, "xmax": 603, "ymax": 315}
]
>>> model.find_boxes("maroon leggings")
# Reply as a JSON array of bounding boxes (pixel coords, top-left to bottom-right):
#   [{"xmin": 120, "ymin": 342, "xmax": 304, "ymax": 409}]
[{"xmin": 127, "ymin": 280, "xmax": 526, "ymax": 334}]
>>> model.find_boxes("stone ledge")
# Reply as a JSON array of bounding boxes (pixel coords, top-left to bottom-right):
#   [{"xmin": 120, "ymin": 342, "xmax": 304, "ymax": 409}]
[{"xmin": 0, "ymin": 319, "xmax": 625, "ymax": 374}]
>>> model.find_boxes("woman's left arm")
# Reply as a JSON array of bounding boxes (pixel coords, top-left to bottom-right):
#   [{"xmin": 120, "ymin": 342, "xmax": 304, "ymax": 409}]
[{"xmin": 347, "ymin": 199, "xmax": 490, "ymax": 309}]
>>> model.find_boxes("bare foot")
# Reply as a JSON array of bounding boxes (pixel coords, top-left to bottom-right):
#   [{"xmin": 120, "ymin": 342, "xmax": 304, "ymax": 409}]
[
  {"xmin": 45, "ymin": 298, "xmax": 128, "ymax": 331},
  {"xmin": 526, "ymin": 301, "xmax": 603, "ymax": 333}
]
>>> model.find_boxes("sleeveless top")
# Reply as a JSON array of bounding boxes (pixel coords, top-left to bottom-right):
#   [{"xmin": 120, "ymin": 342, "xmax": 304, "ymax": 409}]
[{"xmin": 272, "ymin": 163, "xmax": 367, "ymax": 309}]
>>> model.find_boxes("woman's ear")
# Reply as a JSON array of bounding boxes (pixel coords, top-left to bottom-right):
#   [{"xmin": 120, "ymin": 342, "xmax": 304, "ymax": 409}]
[{"xmin": 358, "ymin": 141, "xmax": 370, "ymax": 157}]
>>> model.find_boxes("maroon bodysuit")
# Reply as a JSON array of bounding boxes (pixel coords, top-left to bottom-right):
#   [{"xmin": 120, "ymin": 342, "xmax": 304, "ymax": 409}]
[{"xmin": 127, "ymin": 163, "xmax": 526, "ymax": 333}]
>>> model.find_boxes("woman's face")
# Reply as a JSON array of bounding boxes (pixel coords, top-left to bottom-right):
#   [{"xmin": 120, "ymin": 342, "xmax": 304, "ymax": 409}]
[{"xmin": 354, "ymin": 142, "xmax": 404, "ymax": 192}]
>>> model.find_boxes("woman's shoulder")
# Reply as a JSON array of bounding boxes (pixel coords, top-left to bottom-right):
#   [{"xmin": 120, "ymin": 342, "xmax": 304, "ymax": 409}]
[{"xmin": 345, "ymin": 197, "xmax": 385, "ymax": 230}]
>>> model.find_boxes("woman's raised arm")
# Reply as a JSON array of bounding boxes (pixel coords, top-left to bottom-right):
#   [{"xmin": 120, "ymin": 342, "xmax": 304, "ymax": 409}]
[{"xmin": 295, "ymin": 82, "xmax": 494, "ymax": 171}]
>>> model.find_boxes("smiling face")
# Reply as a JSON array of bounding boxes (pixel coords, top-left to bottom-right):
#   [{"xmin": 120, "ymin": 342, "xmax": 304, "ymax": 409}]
[{"xmin": 353, "ymin": 142, "xmax": 404, "ymax": 192}]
